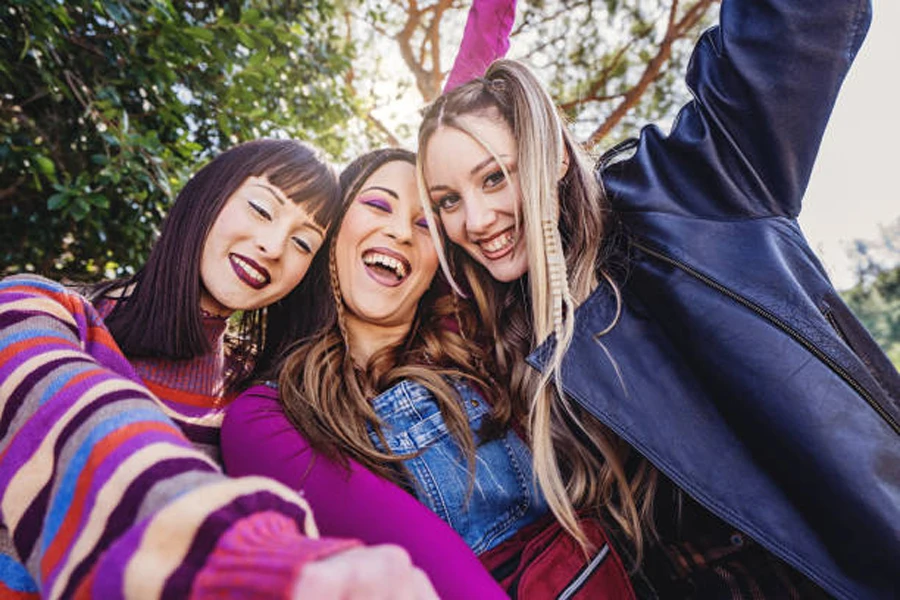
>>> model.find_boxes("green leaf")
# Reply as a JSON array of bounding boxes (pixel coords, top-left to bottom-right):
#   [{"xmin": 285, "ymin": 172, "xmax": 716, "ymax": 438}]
[
  {"xmin": 242, "ymin": 9, "xmax": 261, "ymax": 25},
  {"xmin": 47, "ymin": 193, "xmax": 68, "ymax": 211},
  {"xmin": 71, "ymin": 197, "xmax": 91, "ymax": 220},
  {"xmin": 89, "ymin": 195, "xmax": 110, "ymax": 209},
  {"xmin": 235, "ymin": 28, "xmax": 255, "ymax": 48},
  {"xmin": 34, "ymin": 155, "xmax": 55, "ymax": 176},
  {"xmin": 187, "ymin": 27, "xmax": 215, "ymax": 44}
]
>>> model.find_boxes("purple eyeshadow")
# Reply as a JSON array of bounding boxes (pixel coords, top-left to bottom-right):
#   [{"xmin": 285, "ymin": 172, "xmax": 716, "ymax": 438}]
[{"xmin": 359, "ymin": 195, "xmax": 391, "ymax": 212}]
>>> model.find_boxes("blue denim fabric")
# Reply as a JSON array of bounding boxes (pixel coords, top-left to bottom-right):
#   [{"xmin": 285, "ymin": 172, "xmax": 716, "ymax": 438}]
[{"xmin": 367, "ymin": 378, "xmax": 547, "ymax": 554}]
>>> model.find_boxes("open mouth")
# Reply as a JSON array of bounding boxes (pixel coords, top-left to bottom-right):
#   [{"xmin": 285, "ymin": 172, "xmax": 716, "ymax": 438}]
[
  {"xmin": 362, "ymin": 248, "xmax": 411, "ymax": 287},
  {"xmin": 230, "ymin": 253, "xmax": 271, "ymax": 289},
  {"xmin": 478, "ymin": 228, "xmax": 516, "ymax": 259}
]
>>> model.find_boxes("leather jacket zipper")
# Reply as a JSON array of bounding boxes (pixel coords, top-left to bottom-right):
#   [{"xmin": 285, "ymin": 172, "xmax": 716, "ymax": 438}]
[{"xmin": 633, "ymin": 241, "xmax": 899, "ymax": 435}]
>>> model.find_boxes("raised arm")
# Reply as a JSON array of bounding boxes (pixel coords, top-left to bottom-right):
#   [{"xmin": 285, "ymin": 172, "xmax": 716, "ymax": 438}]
[
  {"xmin": 222, "ymin": 385, "xmax": 508, "ymax": 600},
  {"xmin": 605, "ymin": 0, "xmax": 872, "ymax": 219},
  {"xmin": 444, "ymin": 0, "xmax": 516, "ymax": 91},
  {"xmin": 0, "ymin": 276, "xmax": 358, "ymax": 598}
]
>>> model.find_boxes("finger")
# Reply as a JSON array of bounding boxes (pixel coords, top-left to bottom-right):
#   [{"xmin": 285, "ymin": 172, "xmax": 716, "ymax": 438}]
[{"xmin": 410, "ymin": 566, "xmax": 440, "ymax": 600}]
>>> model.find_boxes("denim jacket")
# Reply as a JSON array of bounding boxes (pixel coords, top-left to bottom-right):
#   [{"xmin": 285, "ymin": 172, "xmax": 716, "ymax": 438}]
[
  {"xmin": 367, "ymin": 378, "xmax": 547, "ymax": 554},
  {"xmin": 528, "ymin": 0, "xmax": 899, "ymax": 598}
]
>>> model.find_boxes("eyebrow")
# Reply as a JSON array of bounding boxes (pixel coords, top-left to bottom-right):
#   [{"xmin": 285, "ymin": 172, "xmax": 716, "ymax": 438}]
[
  {"xmin": 250, "ymin": 182, "xmax": 287, "ymax": 205},
  {"xmin": 302, "ymin": 221, "xmax": 326, "ymax": 236},
  {"xmin": 250, "ymin": 182, "xmax": 326, "ymax": 236},
  {"xmin": 471, "ymin": 155, "xmax": 499, "ymax": 175},
  {"xmin": 359, "ymin": 185, "xmax": 399, "ymax": 200},
  {"xmin": 428, "ymin": 154, "xmax": 510, "ymax": 192}
]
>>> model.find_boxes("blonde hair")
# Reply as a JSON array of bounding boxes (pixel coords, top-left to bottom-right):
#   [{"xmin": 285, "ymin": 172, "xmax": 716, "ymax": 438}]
[
  {"xmin": 418, "ymin": 60, "xmax": 657, "ymax": 556},
  {"xmin": 277, "ymin": 149, "xmax": 501, "ymax": 487}
]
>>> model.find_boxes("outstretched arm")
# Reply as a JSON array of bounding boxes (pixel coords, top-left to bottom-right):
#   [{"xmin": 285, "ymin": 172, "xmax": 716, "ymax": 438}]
[
  {"xmin": 223, "ymin": 385, "xmax": 508, "ymax": 600},
  {"xmin": 0, "ymin": 275, "xmax": 372, "ymax": 599},
  {"xmin": 444, "ymin": 0, "xmax": 517, "ymax": 91},
  {"xmin": 605, "ymin": 0, "xmax": 872, "ymax": 219}
]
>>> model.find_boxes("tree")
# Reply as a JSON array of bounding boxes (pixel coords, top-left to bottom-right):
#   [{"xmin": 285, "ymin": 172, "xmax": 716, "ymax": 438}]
[
  {"xmin": 1, "ymin": 0, "xmax": 355, "ymax": 279},
  {"xmin": 341, "ymin": 0, "xmax": 719, "ymax": 150},
  {"xmin": 521, "ymin": 0, "xmax": 718, "ymax": 148},
  {"xmin": 840, "ymin": 220, "xmax": 900, "ymax": 368}
]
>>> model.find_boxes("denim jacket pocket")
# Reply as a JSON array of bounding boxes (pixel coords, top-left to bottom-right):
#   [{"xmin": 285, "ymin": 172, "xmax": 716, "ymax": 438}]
[{"xmin": 368, "ymin": 378, "xmax": 547, "ymax": 554}]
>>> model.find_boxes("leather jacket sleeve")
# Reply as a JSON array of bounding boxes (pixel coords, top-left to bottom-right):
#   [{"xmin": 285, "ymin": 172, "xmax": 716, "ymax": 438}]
[{"xmin": 605, "ymin": 0, "xmax": 872, "ymax": 220}]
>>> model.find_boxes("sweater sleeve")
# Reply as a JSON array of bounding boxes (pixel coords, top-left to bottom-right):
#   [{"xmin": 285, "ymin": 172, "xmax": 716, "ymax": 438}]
[
  {"xmin": 0, "ymin": 275, "xmax": 357, "ymax": 599},
  {"xmin": 222, "ymin": 385, "xmax": 508, "ymax": 600},
  {"xmin": 444, "ymin": 0, "xmax": 517, "ymax": 92}
]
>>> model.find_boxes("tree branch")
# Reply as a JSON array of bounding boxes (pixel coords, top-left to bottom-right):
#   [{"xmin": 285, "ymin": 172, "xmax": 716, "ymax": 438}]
[
  {"xmin": 366, "ymin": 112, "xmax": 402, "ymax": 146},
  {"xmin": 584, "ymin": 0, "xmax": 717, "ymax": 148},
  {"xmin": 0, "ymin": 176, "xmax": 26, "ymax": 204},
  {"xmin": 557, "ymin": 39, "xmax": 635, "ymax": 112},
  {"xmin": 421, "ymin": 0, "xmax": 453, "ymax": 100},
  {"xmin": 395, "ymin": 0, "xmax": 431, "ymax": 98}
]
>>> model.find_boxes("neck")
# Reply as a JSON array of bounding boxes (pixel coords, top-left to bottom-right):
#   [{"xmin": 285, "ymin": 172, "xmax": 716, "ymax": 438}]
[
  {"xmin": 199, "ymin": 290, "xmax": 234, "ymax": 319},
  {"xmin": 344, "ymin": 314, "xmax": 412, "ymax": 366}
]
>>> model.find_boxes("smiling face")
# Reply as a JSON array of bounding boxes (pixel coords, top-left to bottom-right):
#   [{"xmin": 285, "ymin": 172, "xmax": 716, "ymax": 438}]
[
  {"xmin": 199, "ymin": 175, "xmax": 326, "ymax": 316},
  {"xmin": 335, "ymin": 160, "xmax": 438, "ymax": 342},
  {"xmin": 423, "ymin": 112, "xmax": 529, "ymax": 283}
]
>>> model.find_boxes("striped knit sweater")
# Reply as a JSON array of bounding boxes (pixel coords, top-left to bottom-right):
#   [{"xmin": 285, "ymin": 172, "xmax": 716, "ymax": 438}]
[
  {"xmin": 0, "ymin": 275, "xmax": 358, "ymax": 599},
  {"xmin": 92, "ymin": 296, "xmax": 231, "ymax": 462}
]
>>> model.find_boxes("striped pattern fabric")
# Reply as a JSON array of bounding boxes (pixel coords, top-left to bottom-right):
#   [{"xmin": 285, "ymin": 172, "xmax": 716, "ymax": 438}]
[
  {"xmin": 92, "ymin": 297, "xmax": 231, "ymax": 462},
  {"xmin": 0, "ymin": 276, "xmax": 356, "ymax": 599}
]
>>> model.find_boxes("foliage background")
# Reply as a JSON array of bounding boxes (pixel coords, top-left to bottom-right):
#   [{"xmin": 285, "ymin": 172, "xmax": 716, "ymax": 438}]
[{"xmin": 2, "ymin": 0, "xmax": 354, "ymax": 278}]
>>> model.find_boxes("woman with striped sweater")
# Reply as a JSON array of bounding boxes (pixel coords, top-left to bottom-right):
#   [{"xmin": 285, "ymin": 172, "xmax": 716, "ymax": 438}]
[{"xmin": 0, "ymin": 139, "xmax": 437, "ymax": 599}]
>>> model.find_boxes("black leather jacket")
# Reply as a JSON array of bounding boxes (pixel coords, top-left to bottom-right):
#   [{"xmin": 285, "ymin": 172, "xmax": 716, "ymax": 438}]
[{"xmin": 529, "ymin": 0, "xmax": 899, "ymax": 597}]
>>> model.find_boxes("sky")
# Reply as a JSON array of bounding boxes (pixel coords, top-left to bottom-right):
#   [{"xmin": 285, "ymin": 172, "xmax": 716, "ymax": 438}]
[{"xmin": 799, "ymin": 1, "xmax": 900, "ymax": 289}]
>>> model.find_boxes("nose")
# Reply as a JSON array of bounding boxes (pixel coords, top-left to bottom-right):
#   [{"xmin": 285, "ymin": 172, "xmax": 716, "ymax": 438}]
[
  {"xmin": 463, "ymin": 194, "xmax": 497, "ymax": 238},
  {"xmin": 256, "ymin": 226, "xmax": 289, "ymax": 260},
  {"xmin": 384, "ymin": 213, "xmax": 414, "ymax": 244}
]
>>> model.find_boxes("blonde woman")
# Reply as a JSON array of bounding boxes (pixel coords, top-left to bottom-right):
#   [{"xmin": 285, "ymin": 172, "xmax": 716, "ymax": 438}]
[{"xmin": 417, "ymin": 0, "xmax": 899, "ymax": 598}]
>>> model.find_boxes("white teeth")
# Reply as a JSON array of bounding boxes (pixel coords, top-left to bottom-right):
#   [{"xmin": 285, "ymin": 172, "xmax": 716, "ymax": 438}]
[
  {"xmin": 481, "ymin": 230, "xmax": 515, "ymax": 253},
  {"xmin": 363, "ymin": 252, "xmax": 407, "ymax": 279},
  {"xmin": 233, "ymin": 256, "xmax": 266, "ymax": 283}
]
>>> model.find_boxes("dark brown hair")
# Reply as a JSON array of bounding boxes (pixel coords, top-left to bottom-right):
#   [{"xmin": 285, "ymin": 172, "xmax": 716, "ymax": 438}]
[{"xmin": 91, "ymin": 138, "xmax": 341, "ymax": 392}]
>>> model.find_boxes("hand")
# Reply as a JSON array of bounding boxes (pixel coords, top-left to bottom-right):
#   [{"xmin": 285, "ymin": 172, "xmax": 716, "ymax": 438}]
[{"xmin": 292, "ymin": 544, "xmax": 439, "ymax": 600}]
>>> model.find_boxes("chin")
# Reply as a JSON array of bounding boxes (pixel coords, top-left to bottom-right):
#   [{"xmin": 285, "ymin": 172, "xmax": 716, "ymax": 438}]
[{"xmin": 484, "ymin": 259, "xmax": 528, "ymax": 283}]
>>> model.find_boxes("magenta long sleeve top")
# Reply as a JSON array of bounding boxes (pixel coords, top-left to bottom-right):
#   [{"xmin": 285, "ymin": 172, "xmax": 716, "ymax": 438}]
[
  {"xmin": 444, "ymin": 0, "xmax": 516, "ymax": 91},
  {"xmin": 222, "ymin": 385, "xmax": 507, "ymax": 599},
  {"xmin": 222, "ymin": 2, "xmax": 515, "ymax": 596}
]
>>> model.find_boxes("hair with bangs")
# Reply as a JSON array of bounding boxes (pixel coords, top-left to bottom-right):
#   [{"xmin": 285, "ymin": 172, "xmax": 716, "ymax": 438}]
[
  {"xmin": 276, "ymin": 148, "xmax": 502, "ymax": 487},
  {"xmin": 417, "ymin": 59, "xmax": 657, "ymax": 558},
  {"xmin": 92, "ymin": 138, "xmax": 341, "ymax": 393}
]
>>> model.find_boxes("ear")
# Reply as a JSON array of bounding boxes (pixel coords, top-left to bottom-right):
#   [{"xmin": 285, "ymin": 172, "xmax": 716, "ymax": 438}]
[{"xmin": 558, "ymin": 147, "xmax": 570, "ymax": 180}]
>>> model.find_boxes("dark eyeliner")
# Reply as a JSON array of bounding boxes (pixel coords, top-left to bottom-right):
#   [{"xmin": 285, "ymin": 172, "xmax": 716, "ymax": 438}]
[{"xmin": 249, "ymin": 200, "xmax": 271, "ymax": 220}]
